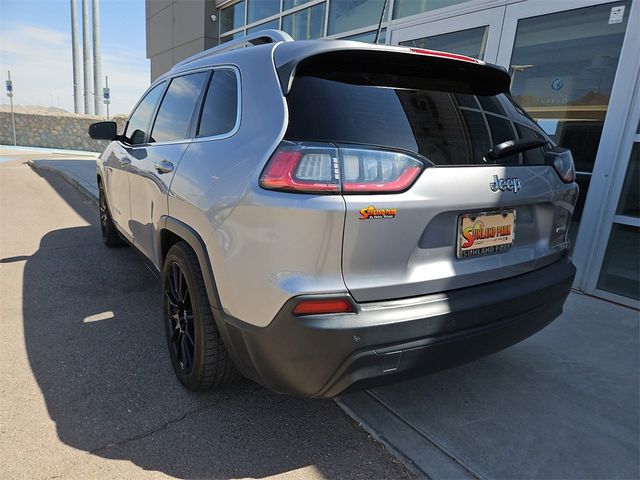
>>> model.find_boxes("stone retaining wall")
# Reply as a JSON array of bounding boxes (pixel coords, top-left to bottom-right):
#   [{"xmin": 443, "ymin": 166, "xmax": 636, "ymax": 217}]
[{"xmin": 0, "ymin": 112, "xmax": 127, "ymax": 152}]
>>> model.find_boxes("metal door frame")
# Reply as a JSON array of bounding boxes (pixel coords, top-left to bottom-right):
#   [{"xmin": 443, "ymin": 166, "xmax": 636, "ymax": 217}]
[{"xmin": 492, "ymin": 0, "xmax": 639, "ymax": 307}]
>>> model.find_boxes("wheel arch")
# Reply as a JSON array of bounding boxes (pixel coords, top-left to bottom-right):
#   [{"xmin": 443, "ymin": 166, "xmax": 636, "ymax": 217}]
[{"xmin": 158, "ymin": 216, "xmax": 222, "ymax": 310}]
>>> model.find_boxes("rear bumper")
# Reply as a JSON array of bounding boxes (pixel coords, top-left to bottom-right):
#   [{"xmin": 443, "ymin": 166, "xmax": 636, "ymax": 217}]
[{"xmin": 216, "ymin": 254, "xmax": 576, "ymax": 397}]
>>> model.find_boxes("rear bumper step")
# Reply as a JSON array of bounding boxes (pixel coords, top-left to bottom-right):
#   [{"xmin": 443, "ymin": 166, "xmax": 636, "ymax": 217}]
[{"xmin": 216, "ymin": 254, "xmax": 576, "ymax": 397}]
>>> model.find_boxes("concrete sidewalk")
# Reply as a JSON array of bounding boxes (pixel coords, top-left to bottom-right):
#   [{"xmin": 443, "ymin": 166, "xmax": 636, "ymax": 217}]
[
  {"xmin": 20, "ymin": 152, "xmax": 99, "ymax": 204},
  {"xmin": 338, "ymin": 294, "xmax": 639, "ymax": 479},
  {"xmin": 26, "ymin": 153, "xmax": 640, "ymax": 479}
]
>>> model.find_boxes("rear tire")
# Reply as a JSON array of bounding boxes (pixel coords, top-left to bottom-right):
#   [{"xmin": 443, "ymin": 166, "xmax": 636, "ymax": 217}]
[
  {"xmin": 98, "ymin": 182, "xmax": 126, "ymax": 248},
  {"xmin": 162, "ymin": 241, "xmax": 240, "ymax": 391}
]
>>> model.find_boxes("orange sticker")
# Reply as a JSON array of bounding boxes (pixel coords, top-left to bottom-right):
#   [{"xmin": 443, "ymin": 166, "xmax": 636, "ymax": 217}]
[{"xmin": 359, "ymin": 205, "xmax": 397, "ymax": 220}]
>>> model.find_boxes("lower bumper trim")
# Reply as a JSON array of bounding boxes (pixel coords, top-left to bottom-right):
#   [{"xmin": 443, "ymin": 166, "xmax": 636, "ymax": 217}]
[{"xmin": 216, "ymin": 255, "xmax": 575, "ymax": 397}]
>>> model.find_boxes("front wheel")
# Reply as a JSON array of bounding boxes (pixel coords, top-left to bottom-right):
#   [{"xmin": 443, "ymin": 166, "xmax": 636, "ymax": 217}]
[
  {"xmin": 162, "ymin": 241, "xmax": 239, "ymax": 391},
  {"xmin": 98, "ymin": 182, "xmax": 126, "ymax": 248}
]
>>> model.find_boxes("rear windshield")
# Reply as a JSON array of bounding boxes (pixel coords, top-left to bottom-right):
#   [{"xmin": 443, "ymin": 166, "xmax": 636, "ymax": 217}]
[{"xmin": 285, "ymin": 76, "xmax": 549, "ymax": 166}]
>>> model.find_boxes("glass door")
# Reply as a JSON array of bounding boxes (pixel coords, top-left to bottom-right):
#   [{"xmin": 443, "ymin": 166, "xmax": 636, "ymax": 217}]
[
  {"xmin": 496, "ymin": 0, "xmax": 638, "ymax": 305},
  {"xmin": 586, "ymin": 68, "xmax": 640, "ymax": 307},
  {"xmin": 389, "ymin": 7, "xmax": 505, "ymax": 63},
  {"xmin": 496, "ymin": 0, "xmax": 632, "ymax": 242}
]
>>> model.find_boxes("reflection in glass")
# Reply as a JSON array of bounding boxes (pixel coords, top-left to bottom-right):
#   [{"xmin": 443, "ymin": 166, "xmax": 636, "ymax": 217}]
[
  {"xmin": 247, "ymin": 18, "xmax": 279, "ymax": 34},
  {"xmin": 199, "ymin": 71, "xmax": 238, "ymax": 138},
  {"xmin": 344, "ymin": 28, "xmax": 386, "ymax": 43},
  {"xmin": 509, "ymin": 1, "xmax": 631, "ymax": 223},
  {"xmin": 125, "ymin": 83, "xmax": 165, "ymax": 144},
  {"xmin": 283, "ymin": 0, "xmax": 312, "ymax": 11},
  {"xmin": 282, "ymin": 4, "xmax": 325, "ymax": 40},
  {"xmin": 151, "ymin": 73, "xmax": 208, "ymax": 143},
  {"xmin": 393, "ymin": 0, "xmax": 471, "ymax": 19},
  {"xmin": 616, "ymin": 143, "xmax": 639, "ymax": 218},
  {"xmin": 399, "ymin": 26, "xmax": 488, "ymax": 60},
  {"xmin": 220, "ymin": 1, "xmax": 245, "ymax": 33},
  {"xmin": 247, "ymin": 0, "xmax": 279, "ymax": 24},
  {"xmin": 220, "ymin": 31, "xmax": 244, "ymax": 44},
  {"xmin": 328, "ymin": 0, "xmax": 385, "ymax": 35},
  {"xmin": 597, "ymin": 224, "xmax": 639, "ymax": 300},
  {"xmin": 286, "ymin": 76, "xmax": 546, "ymax": 166}
]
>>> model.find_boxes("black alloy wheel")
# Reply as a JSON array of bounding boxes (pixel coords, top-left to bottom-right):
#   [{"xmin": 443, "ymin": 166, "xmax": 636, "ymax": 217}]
[
  {"xmin": 98, "ymin": 182, "xmax": 126, "ymax": 247},
  {"xmin": 164, "ymin": 261, "xmax": 195, "ymax": 373},
  {"xmin": 161, "ymin": 241, "xmax": 239, "ymax": 391}
]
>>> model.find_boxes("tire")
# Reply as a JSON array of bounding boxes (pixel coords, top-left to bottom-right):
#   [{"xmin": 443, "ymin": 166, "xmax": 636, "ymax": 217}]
[
  {"xmin": 98, "ymin": 182, "xmax": 126, "ymax": 248},
  {"xmin": 162, "ymin": 241, "xmax": 239, "ymax": 391}
]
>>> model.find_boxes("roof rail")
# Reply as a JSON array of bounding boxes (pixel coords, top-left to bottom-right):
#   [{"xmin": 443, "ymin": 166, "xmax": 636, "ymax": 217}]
[{"xmin": 172, "ymin": 29, "xmax": 294, "ymax": 70}]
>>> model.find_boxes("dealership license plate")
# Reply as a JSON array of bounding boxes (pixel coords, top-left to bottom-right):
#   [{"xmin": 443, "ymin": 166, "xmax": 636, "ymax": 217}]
[{"xmin": 457, "ymin": 210, "xmax": 516, "ymax": 259}]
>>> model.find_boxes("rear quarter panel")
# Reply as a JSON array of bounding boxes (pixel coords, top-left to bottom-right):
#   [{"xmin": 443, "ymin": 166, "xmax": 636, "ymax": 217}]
[{"xmin": 168, "ymin": 44, "xmax": 348, "ymax": 327}]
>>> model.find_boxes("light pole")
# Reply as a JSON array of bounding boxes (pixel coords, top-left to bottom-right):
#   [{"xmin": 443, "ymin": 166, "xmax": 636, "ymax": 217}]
[
  {"xmin": 82, "ymin": 0, "xmax": 92, "ymax": 114},
  {"xmin": 70, "ymin": 0, "xmax": 81, "ymax": 113},
  {"xmin": 6, "ymin": 70, "xmax": 16, "ymax": 146},
  {"xmin": 92, "ymin": 0, "xmax": 102, "ymax": 115}
]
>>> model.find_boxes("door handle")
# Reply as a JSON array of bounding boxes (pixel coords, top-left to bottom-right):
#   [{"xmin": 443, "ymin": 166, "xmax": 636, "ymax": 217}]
[{"xmin": 154, "ymin": 160, "xmax": 174, "ymax": 174}]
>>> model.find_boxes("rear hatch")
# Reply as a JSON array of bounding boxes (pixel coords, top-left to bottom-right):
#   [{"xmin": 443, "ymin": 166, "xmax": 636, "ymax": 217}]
[{"xmin": 277, "ymin": 45, "xmax": 579, "ymax": 302}]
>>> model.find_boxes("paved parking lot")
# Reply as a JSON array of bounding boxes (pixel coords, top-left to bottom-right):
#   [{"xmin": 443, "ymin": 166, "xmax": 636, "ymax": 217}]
[
  {"xmin": 2, "ymin": 150, "xmax": 638, "ymax": 479},
  {"xmin": 0, "ymin": 157, "xmax": 409, "ymax": 479}
]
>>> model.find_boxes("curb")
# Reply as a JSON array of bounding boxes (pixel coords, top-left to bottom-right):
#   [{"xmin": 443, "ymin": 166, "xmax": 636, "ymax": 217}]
[
  {"xmin": 336, "ymin": 392, "xmax": 478, "ymax": 480},
  {"xmin": 0, "ymin": 145, "xmax": 100, "ymax": 157},
  {"xmin": 27, "ymin": 160, "xmax": 99, "ymax": 206},
  {"xmin": 336, "ymin": 397, "xmax": 428, "ymax": 479}
]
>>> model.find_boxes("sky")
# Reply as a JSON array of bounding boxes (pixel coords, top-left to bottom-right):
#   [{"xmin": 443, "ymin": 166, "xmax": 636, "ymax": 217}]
[{"xmin": 0, "ymin": 0, "xmax": 150, "ymax": 116}]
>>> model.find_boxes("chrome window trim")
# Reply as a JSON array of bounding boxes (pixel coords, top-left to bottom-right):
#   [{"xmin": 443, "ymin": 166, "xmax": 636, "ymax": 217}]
[
  {"xmin": 128, "ymin": 65, "xmax": 242, "ymax": 148},
  {"xmin": 193, "ymin": 65, "xmax": 242, "ymax": 143}
]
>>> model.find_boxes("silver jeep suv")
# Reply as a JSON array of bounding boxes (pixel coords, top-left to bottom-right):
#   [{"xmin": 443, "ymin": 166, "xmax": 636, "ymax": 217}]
[{"xmin": 90, "ymin": 30, "xmax": 578, "ymax": 397}]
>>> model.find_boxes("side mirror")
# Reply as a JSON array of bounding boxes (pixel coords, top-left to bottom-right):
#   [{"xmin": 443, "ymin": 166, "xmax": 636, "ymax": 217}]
[{"xmin": 89, "ymin": 121, "xmax": 118, "ymax": 140}]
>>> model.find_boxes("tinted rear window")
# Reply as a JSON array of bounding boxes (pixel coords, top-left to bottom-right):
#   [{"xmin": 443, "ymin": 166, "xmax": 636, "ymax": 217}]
[
  {"xmin": 198, "ymin": 69, "xmax": 239, "ymax": 138},
  {"xmin": 285, "ymin": 76, "xmax": 548, "ymax": 165},
  {"xmin": 150, "ymin": 73, "xmax": 208, "ymax": 143}
]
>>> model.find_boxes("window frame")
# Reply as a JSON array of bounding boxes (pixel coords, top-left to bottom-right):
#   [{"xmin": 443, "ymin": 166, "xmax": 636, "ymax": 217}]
[
  {"xmin": 193, "ymin": 65, "xmax": 242, "ymax": 142},
  {"xmin": 148, "ymin": 70, "xmax": 212, "ymax": 145},
  {"xmin": 127, "ymin": 65, "xmax": 241, "ymax": 147},
  {"xmin": 123, "ymin": 81, "xmax": 167, "ymax": 146}
]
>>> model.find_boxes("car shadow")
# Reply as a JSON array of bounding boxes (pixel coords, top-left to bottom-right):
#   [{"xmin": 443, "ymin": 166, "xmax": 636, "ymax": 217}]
[{"xmin": 21, "ymin": 168, "xmax": 406, "ymax": 479}]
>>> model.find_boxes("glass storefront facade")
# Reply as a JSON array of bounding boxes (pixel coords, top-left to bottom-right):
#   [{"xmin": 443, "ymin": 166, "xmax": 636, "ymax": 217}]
[
  {"xmin": 507, "ymin": 2, "xmax": 631, "ymax": 228},
  {"xmin": 219, "ymin": 0, "xmax": 329, "ymax": 41},
  {"xmin": 214, "ymin": 0, "xmax": 639, "ymax": 306},
  {"xmin": 399, "ymin": 26, "xmax": 488, "ymax": 59}
]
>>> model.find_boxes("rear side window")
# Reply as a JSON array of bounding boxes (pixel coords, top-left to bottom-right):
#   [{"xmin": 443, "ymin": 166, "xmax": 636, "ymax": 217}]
[
  {"xmin": 285, "ymin": 76, "xmax": 548, "ymax": 166},
  {"xmin": 150, "ymin": 72, "xmax": 209, "ymax": 143},
  {"xmin": 198, "ymin": 69, "xmax": 239, "ymax": 138},
  {"xmin": 125, "ymin": 82, "xmax": 165, "ymax": 145}
]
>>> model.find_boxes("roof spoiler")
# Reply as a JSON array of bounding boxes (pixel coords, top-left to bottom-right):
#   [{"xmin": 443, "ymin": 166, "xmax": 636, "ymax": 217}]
[
  {"xmin": 275, "ymin": 43, "xmax": 512, "ymax": 96},
  {"xmin": 171, "ymin": 29, "xmax": 294, "ymax": 71}
]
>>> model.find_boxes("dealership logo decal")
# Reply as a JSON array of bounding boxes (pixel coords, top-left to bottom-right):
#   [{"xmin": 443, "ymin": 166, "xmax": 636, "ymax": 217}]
[
  {"xmin": 461, "ymin": 221, "xmax": 513, "ymax": 248},
  {"xmin": 551, "ymin": 78, "xmax": 565, "ymax": 91},
  {"xmin": 490, "ymin": 175, "xmax": 521, "ymax": 194},
  {"xmin": 359, "ymin": 205, "xmax": 397, "ymax": 220}
]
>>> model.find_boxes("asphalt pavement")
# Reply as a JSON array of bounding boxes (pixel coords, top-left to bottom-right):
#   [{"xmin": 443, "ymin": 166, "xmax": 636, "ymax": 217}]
[
  {"xmin": 0, "ymin": 155, "xmax": 410, "ymax": 479},
  {"xmin": 3, "ymin": 148, "xmax": 638, "ymax": 479}
]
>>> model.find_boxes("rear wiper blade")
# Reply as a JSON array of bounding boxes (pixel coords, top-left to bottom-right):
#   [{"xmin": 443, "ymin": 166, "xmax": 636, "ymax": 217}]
[{"xmin": 487, "ymin": 138, "xmax": 549, "ymax": 160}]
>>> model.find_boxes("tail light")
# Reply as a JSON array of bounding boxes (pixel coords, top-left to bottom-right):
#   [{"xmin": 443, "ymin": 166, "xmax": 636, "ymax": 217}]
[
  {"xmin": 260, "ymin": 141, "xmax": 425, "ymax": 194},
  {"xmin": 547, "ymin": 148, "xmax": 576, "ymax": 183},
  {"xmin": 292, "ymin": 298, "xmax": 355, "ymax": 315}
]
